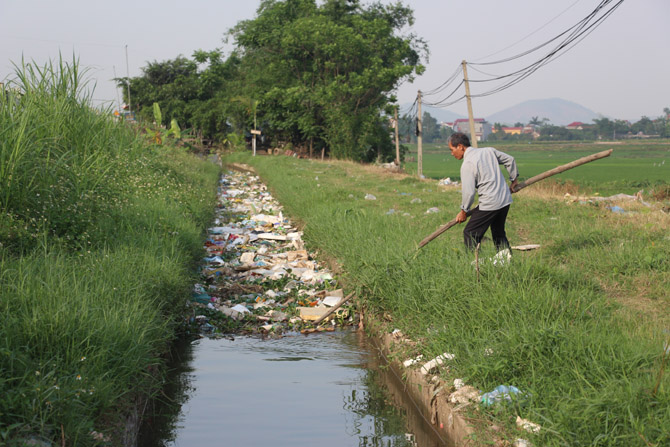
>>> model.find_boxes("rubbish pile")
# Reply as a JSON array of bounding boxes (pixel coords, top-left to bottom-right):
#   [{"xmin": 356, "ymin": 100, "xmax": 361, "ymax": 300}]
[
  {"xmin": 188, "ymin": 169, "xmax": 355, "ymax": 336},
  {"xmin": 396, "ymin": 328, "xmax": 541, "ymax": 443},
  {"xmin": 564, "ymin": 190, "xmax": 652, "ymax": 211},
  {"xmin": 437, "ymin": 177, "xmax": 459, "ymax": 187}
]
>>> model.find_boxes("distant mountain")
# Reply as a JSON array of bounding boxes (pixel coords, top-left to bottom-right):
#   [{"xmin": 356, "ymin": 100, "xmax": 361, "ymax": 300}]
[
  {"xmin": 486, "ymin": 98, "xmax": 599, "ymax": 126},
  {"xmin": 400, "ymin": 103, "xmax": 464, "ymax": 123}
]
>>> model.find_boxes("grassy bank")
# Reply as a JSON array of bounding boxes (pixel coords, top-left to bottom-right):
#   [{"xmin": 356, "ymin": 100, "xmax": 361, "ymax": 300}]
[
  {"xmin": 0, "ymin": 60, "xmax": 219, "ymax": 445},
  {"xmin": 226, "ymin": 152, "xmax": 669, "ymax": 446}
]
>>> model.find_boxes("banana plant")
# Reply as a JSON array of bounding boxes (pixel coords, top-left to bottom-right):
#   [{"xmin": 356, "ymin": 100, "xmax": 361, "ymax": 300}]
[{"xmin": 145, "ymin": 102, "xmax": 180, "ymax": 144}]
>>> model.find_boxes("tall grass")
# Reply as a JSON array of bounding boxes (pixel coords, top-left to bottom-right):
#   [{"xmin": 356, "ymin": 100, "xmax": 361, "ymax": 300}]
[
  {"xmin": 227, "ymin": 153, "xmax": 670, "ymax": 446},
  {"xmin": 0, "ymin": 58, "xmax": 219, "ymax": 445}
]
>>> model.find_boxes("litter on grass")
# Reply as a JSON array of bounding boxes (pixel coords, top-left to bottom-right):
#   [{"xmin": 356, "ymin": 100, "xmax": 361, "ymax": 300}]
[
  {"xmin": 438, "ymin": 177, "xmax": 459, "ymax": 186},
  {"xmin": 420, "ymin": 353, "xmax": 455, "ymax": 375},
  {"xmin": 511, "ymin": 244, "xmax": 540, "ymax": 251},
  {"xmin": 480, "ymin": 385, "xmax": 526, "ymax": 406},
  {"xmin": 516, "ymin": 416, "xmax": 541, "ymax": 433}
]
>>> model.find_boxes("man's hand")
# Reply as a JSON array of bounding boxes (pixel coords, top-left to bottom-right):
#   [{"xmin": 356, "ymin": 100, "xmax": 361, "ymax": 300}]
[
  {"xmin": 510, "ymin": 178, "xmax": 519, "ymax": 193},
  {"xmin": 455, "ymin": 209, "xmax": 468, "ymax": 223}
]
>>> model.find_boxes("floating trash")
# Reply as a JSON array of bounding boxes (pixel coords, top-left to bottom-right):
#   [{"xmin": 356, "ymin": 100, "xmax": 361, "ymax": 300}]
[{"xmin": 188, "ymin": 169, "xmax": 356, "ymax": 336}]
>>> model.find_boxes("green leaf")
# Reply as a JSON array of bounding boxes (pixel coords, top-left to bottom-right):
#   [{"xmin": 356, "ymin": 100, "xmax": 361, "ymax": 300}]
[
  {"xmin": 169, "ymin": 118, "xmax": 181, "ymax": 139},
  {"xmin": 152, "ymin": 102, "xmax": 162, "ymax": 126}
]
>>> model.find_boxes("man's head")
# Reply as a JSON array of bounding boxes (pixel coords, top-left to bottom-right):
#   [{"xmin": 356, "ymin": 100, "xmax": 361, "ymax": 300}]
[{"xmin": 448, "ymin": 132, "xmax": 471, "ymax": 160}]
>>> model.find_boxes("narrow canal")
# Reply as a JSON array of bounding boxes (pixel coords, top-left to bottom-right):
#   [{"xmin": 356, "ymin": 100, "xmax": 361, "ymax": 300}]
[
  {"xmin": 137, "ymin": 166, "xmax": 452, "ymax": 446},
  {"xmin": 138, "ymin": 329, "xmax": 450, "ymax": 447}
]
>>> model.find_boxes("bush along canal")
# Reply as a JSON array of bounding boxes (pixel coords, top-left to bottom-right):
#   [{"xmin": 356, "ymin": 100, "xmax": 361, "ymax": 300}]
[{"xmin": 139, "ymin": 166, "xmax": 450, "ymax": 446}]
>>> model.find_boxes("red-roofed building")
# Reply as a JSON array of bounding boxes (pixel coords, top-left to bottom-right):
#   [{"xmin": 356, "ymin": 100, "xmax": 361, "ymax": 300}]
[{"xmin": 565, "ymin": 121, "xmax": 585, "ymax": 130}]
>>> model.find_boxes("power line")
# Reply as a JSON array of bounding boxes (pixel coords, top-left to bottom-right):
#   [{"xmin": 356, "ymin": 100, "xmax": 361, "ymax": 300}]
[
  {"xmin": 416, "ymin": 0, "xmax": 624, "ymax": 108},
  {"xmin": 472, "ymin": 0, "xmax": 584, "ymax": 62},
  {"xmin": 470, "ymin": 0, "xmax": 624, "ymax": 98}
]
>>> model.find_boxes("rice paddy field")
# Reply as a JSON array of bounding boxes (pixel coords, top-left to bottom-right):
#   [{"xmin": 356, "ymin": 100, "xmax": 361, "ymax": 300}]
[
  {"xmin": 403, "ymin": 141, "xmax": 670, "ymax": 195},
  {"xmin": 226, "ymin": 150, "xmax": 670, "ymax": 446}
]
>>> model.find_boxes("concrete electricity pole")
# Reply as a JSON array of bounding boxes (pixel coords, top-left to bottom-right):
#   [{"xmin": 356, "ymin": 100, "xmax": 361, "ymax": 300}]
[
  {"xmin": 125, "ymin": 45, "xmax": 132, "ymax": 118},
  {"xmin": 394, "ymin": 106, "xmax": 400, "ymax": 165},
  {"xmin": 462, "ymin": 60, "xmax": 478, "ymax": 148},
  {"xmin": 417, "ymin": 90, "xmax": 423, "ymax": 178}
]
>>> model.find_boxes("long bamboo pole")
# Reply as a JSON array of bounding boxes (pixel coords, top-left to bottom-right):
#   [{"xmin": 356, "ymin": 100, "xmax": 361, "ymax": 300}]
[{"xmin": 416, "ymin": 149, "xmax": 613, "ymax": 250}]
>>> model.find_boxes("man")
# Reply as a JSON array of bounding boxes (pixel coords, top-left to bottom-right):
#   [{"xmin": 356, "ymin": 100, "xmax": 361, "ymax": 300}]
[{"xmin": 449, "ymin": 132, "xmax": 519, "ymax": 255}]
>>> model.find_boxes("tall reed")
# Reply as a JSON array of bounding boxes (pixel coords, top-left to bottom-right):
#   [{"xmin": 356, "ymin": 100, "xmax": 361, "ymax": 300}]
[{"xmin": 0, "ymin": 58, "xmax": 219, "ymax": 445}]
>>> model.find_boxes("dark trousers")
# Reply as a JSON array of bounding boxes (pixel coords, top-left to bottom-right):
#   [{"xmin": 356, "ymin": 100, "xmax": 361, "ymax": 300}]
[{"xmin": 463, "ymin": 205, "xmax": 511, "ymax": 251}]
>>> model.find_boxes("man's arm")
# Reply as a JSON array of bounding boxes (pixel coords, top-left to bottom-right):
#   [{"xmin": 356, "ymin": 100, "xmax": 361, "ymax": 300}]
[
  {"xmin": 456, "ymin": 162, "xmax": 476, "ymax": 222},
  {"xmin": 460, "ymin": 162, "xmax": 476, "ymax": 212},
  {"xmin": 494, "ymin": 149, "xmax": 519, "ymax": 183}
]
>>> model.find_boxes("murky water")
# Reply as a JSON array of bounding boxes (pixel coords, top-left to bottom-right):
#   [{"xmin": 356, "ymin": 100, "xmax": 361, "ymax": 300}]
[{"xmin": 139, "ymin": 330, "xmax": 449, "ymax": 447}]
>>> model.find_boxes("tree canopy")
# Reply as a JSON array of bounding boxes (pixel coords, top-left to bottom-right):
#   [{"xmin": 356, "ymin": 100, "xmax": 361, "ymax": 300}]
[
  {"xmin": 122, "ymin": 0, "xmax": 426, "ymax": 161},
  {"xmin": 229, "ymin": 0, "xmax": 426, "ymax": 160}
]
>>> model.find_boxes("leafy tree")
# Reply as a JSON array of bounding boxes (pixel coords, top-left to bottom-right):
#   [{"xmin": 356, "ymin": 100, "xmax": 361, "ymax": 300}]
[
  {"xmin": 631, "ymin": 116, "xmax": 656, "ymax": 135},
  {"xmin": 229, "ymin": 0, "xmax": 426, "ymax": 161},
  {"xmin": 593, "ymin": 117, "xmax": 613, "ymax": 139},
  {"xmin": 398, "ymin": 113, "xmax": 416, "ymax": 143},
  {"xmin": 421, "ymin": 111, "xmax": 440, "ymax": 143},
  {"xmin": 120, "ymin": 51, "xmax": 240, "ymax": 140}
]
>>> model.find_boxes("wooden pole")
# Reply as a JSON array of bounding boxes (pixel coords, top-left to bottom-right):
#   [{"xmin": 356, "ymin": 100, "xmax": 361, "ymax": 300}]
[
  {"xmin": 313, "ymin": 292, "xmax": 355, "ymax": 326},
  {"xmin": 125, "ymin": 45, "xmax": 132, "ymax": 119},
  {"xmin": 394, "ymin": 106, "xmax": 400, "ymax": 165},
  {"xmin": 252, "ymin": 106, "xmax": 257, "ymax": 156},
  {"xmin": 462, "ymin": 60, "xmax": 478, "ymax": 148},
  {"xmin": 417, "ymin": 90, "xmax": 423, "ymax": 178},
  {"xmin": 416, "ymin": 149, "xmax": 613, "ymax": 249},
  {"xmin": 512, "ymin": 149, "xmax": 613, "ymax": 192}
]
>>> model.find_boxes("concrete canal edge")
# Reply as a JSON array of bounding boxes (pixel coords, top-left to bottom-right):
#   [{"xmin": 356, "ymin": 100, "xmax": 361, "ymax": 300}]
[{"xmin": 363, "ymin": 312, "xmax": 476, "ymax": 447}]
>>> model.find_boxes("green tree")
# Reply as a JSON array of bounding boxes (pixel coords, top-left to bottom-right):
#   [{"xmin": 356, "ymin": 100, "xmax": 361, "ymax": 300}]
[
  {"xmin": 421, "ymin": 111, "xmax": 440, "ymax": 143},
  {"xmin": 593, "ymin": 117, "xmax": 613, "ymax": 139},
  {"xmin": 120, "ymin": 50, "xmax": 240, "ymax": 140},
  {"xmin": 229, "ymin": 0, "xmax": 426, "ymax": 161}
]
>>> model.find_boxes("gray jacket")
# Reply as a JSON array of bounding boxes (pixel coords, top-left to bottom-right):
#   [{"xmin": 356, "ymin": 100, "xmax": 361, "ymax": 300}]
[{"xmin": 460, "ymin": 146, "xmax": 518, "ymax": 212}]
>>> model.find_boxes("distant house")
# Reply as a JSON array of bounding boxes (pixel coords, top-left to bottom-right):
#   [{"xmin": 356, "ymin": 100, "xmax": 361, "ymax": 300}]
[
  {"xmin": 499, "ymin": 126, "xmax": 523, "ymax": 135},
  {"xmin": 452, "ymin": 118, "xmax": 492, "ymax": 142},
  {"xmin": 565, "ymin": 121, "xmax": 585, "ymax": 130}
]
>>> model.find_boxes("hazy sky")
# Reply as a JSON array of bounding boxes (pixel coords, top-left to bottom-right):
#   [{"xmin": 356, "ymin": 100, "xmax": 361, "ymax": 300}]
[{"xmin": 1, "ymin": 0, "xmax": 667, "ymax": 121}]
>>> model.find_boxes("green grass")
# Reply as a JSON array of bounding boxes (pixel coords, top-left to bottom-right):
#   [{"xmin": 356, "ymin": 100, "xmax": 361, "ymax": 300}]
[
  {"xmin": 226, "ymin": 152, "xmax": 670, "ymax": 446},
  {"xmin": 403, "ymin": 141, "xmax": 670, "ymax": 195},
  {"xmin": 0, "ymin": 58, "xmax": 220, "ymax": 445}
]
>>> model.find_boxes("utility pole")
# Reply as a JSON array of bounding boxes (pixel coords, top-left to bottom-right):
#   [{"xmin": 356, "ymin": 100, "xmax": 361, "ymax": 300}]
[
  {"xmin": 394, "ymin": 106, "xmax": 400, "ymax": 166},
  {"xmin": 125, "ymin": 45, "xmax": 132, "ymax": 119},
  {"xmin": 462, "ymin": 60, "xmax": 478, "ymax": 148},
  {"xmin": 417, "ymin": 90, "xmax": 423, "ymax": 178},
  {"xmin": 252, "ymin": 105, "xmax": 257, "ymax": 157},
  {"xmin": 112, "ymin": 66, "xmax": 122, "ymax": 113}
]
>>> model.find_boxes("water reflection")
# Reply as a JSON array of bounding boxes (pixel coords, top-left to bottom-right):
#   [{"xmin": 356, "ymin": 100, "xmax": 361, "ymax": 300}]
[{"xmin": 138, "ymin": 330, "xmax": 447, "ymax": 447}]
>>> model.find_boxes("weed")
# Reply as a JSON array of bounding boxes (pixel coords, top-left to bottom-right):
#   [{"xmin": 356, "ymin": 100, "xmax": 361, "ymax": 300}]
[
  {"xmin": 0, "ymin": 58, "xmax": 220, "ymax": 445},
  {"xmin": 227, "ymin": 151, "xmax": 670, "ymax": 445}
]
